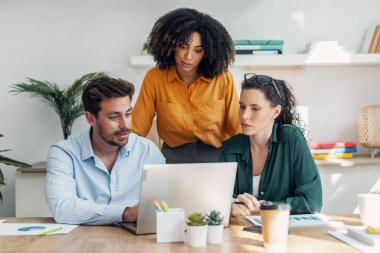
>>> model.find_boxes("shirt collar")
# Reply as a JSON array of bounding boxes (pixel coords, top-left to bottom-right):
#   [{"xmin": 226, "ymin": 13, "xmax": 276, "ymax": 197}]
[
  {"xmin": 81, "ymin": 128, "xmax": 94, "ymax": 161},
  {"xmin": 81, "ymin": 128, "xmax": 134, "ymax": 161},
  {"xmin": 167, "ymin": 66, "xmax": 212, "ymax": 84}
]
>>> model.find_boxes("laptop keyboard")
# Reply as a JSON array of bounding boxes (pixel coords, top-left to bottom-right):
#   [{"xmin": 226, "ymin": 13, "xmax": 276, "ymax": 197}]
[{"xmin": 116, "ymin": 222, "xmax": 137, "ymax": 233}]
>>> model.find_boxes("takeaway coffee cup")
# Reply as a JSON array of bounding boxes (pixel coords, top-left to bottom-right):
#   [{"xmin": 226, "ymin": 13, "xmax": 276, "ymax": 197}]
[
  {"xmin": 358, "ymin": 193, "xmax": 380, "ymax": 228},
  {"xmin": 260, "ymin": 201, "xmax": 291, "ymax": 251}
]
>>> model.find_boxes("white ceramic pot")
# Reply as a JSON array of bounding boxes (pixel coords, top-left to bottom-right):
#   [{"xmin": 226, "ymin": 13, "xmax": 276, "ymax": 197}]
[
  {"xmin": 207, "ymin": 224, "xmax": 224, "ymax": 244},
  {"xmin": 187, "ymin": 225, "xmax": 208, "ymax": 247}
]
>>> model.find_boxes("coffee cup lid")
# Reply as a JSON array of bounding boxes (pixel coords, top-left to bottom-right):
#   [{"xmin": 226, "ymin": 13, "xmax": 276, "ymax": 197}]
[{"xmin": 260, "ymin": 201, "xmax": 291, "ymax": 210}]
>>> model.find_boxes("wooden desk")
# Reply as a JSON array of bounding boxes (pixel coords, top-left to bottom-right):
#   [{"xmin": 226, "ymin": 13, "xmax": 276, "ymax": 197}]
[{"xmin": 0, "ymin": 215, "xmax": 362, "ymax": 253}]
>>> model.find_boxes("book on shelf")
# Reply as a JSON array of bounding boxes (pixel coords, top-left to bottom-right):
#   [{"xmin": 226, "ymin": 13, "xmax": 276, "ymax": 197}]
[
  {"xmin": 233, "ymin": 40, "xmax": 284, "ymax": 46},
  {"xmin": 360, "ymin": 24, "xmax": 380, "ymax": 53},
  {"xmin": 312, "ymin": 153, "xmax": 353, "ymax": 160},
  {"xmin": 369, "ymin": 25, "xmax": 380, "ymax": 53},
  {"xmin": 234, "ymin": 44, "xmax": 283, "ymax": 50},
  {"xmin": 236, "ymin": 49, "xmax": 282, "ymax": 55},
  {"xmin": 310, "ymin": 147, "xmax": 357, "ymax": 154},
  {"xmin": 309, "ymin": 141, "xmax": 356, "ymax": 149},
  {"xmin": 251, "ymin": 50, "xmax": 282, "ymax": 55},
  {"xmin": 347, "ymin": 226, "xmax": 380, "ymax": 247}
]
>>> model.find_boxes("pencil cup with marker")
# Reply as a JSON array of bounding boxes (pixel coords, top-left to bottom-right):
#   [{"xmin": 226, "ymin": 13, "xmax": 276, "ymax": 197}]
[{"xmin": 154, "ymin": 201, "xmax": 185, "ymax": 243}]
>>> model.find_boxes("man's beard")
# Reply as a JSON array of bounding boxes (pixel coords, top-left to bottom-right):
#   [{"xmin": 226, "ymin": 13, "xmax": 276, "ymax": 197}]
[{"xmin": 97, "ymin": 122, "xmax": 131, "ymax": 147}]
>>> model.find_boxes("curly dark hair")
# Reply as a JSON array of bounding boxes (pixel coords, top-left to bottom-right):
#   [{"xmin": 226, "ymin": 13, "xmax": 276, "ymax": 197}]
[
  {"xmin": 147, "ymin": 8, "xmax": 235, "ymax": 78},
  {"xmin": 241, "ymin": 74, "xmax": 306, "ymax": 133}
]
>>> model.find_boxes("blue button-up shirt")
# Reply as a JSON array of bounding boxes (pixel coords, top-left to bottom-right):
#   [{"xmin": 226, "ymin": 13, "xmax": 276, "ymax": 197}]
[{"xmin": 45, "ymin": 129, "xmax": 165, "ymax": 225}]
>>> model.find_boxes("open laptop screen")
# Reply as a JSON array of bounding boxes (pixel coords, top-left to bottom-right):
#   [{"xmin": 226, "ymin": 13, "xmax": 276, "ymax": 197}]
[{"xmin": 128, "ymin": 162, "xmax": 237, "ymax": 235}]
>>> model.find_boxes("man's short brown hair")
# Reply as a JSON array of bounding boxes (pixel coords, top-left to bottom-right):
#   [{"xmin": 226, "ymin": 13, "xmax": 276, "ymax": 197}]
[{"xmin": 82, "ymin": 76, "xmax": 135, "ymax": 117}]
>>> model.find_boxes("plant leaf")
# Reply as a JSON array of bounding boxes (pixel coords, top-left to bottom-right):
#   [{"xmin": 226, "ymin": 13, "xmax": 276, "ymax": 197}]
[
  {"xmin": 0, "ymin": 169, "xmax": 4, "ymax": 185},
  {"xmin": 0, "ymin": 133, "xmax": 31, "ymax": 203},
  {"xmin": 10, "ymin": 79, "xmax": 64, "ymax": 111},
  {"xmin": 10, "ymin": 72, "xmax": 105, "ymax": 139},
  {"xmin": 11, "ymin": 78, "xmax": 58, "ymax": 97},
  {"xmin": 67, "ymin": 72, "xmax": 105, "ymax": 99},
  {"xmin": 1, "ymin": 167, "xmax": 6, "ymax": 203},
  {"xmin": 0, "ymin": 155, "xmax": 31, "ymax": 167}
]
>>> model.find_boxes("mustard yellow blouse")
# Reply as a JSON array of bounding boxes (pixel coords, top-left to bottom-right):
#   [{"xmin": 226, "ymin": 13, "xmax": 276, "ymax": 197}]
[{"xmin": 132, "ymin": 66, "xmax": 241, "ymax": 148}]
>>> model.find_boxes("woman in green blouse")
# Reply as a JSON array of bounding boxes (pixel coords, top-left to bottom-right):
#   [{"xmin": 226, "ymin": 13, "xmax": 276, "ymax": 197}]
[{"xmin": 221, "ymin": 73, "xmax": 322, "ymax": 215}]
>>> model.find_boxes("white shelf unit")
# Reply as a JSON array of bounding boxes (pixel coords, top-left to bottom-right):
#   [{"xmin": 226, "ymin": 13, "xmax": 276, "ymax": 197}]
[{"xmin": 130, "ymin": 54, "xmax": 380, "ymax": 68}]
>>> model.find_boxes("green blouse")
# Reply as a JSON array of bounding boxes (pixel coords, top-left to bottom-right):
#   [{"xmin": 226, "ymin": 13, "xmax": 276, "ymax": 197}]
[{"xmin": 221, "ymin": 123, "xmax": 322, "ymax": 214}]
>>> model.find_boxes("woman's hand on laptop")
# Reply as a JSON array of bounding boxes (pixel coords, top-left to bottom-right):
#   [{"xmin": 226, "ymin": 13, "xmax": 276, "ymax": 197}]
[
  {"xmin": 122, "ymin": 205, "xmax": 139, "ymax": 222},
  {"xmin": 231, "ymin": 193, "xmax": 264, "ymax": 216}
]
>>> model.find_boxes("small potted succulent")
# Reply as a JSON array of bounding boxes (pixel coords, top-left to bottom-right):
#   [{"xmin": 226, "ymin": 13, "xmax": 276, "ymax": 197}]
[
  {"xmin": 186, "ymin": 212, "xmax": 208, "ymax": 247},
  {"xmin": 207, "ymin": 210, "xmax": 224, "ymax": 244}
]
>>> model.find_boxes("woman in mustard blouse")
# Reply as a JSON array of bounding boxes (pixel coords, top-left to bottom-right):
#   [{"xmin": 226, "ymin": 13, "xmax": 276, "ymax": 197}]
[
  {"xmin": 132, "ymin": 8, "xmax": 241, "ymax": 163},
  {"xmin": 221, "ymin": 74, "xmax": 322, "ymax": 215}
]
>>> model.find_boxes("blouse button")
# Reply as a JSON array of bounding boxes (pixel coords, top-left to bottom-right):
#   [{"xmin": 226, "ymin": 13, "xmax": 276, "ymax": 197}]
[{"xmin": 260, "ymin": 191, "xmax": 264, "ymax": 195}]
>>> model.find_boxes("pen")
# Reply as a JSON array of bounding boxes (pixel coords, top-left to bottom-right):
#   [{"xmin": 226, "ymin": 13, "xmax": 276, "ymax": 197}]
[
  {"xmin": 152, "ymin": 200, "xmax": 164, "ymax": 212},
  {"xmin": 154, "ymin": 205, "xmax": 163, "ymax": 212},
  {"xmin": 160, "ymin": 201, "xmax": 169, "ymax": 212},
  {"xmin": 39, "ymin": 227, "xmax": 63, "ymax": 236}
]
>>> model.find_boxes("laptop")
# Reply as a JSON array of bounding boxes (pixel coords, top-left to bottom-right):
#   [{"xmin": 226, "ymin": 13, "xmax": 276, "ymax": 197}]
[{"xmin": 117, "ymin": 162, "xmax": 237, "ymax": 235}]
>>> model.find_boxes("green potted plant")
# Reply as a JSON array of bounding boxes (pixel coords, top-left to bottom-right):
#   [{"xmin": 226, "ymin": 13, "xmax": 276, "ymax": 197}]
[
  {"xmin": 10, "ymin": 72, "xmax": 105, "ymax": 139},
  {"xmin": 206, "ymin": 210, "xmax": 224, "ymax": 244},
  {"xmin": 186, "ymin": 212, "xmax": 208, "ymax": 247},
  {"xmin": 0, "ymin": 133, "xmax": 30, "ymax": 202}
]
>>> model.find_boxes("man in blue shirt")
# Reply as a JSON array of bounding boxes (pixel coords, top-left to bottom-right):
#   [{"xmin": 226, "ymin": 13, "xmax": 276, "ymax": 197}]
[{"xmin": 45, "ymin": 76, "xmax": 165, "ymax": 225}]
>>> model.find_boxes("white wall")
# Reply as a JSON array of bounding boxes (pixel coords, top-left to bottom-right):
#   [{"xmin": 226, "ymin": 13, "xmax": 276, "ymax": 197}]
[
  {"xmin": 1, "ymin": 0, "xmax": 380, "ymax": 216},
  {"xmin": 319, "ymin": 164, "xmax": 380, "ymax": 214}
]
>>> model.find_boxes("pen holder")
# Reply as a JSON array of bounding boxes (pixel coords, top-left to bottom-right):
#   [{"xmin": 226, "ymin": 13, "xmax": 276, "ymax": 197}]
[{"xmin": 156, "ymin": 208, "xmax": 185, "ymax": 243}]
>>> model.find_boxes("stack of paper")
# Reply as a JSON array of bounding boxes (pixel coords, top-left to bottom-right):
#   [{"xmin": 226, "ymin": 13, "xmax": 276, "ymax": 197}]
[
  {"xmin": 0, "ymin": 223, "xmax": 78, "ymax": 236},
  {"xmin": 303, "ymin": 41, "xmax": 354, "ymax": 63},
  {"xmin": 303, "ymin": 41, "xmax": 352, "ymax": 54}
]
